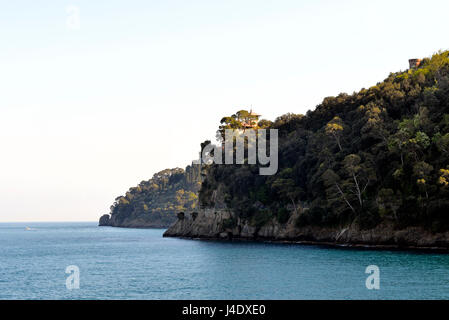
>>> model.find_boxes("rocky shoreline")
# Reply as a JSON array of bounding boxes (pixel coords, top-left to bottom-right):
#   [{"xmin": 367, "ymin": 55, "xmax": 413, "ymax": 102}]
[
  {"xmin": 168, "ymin": 235, "xmax": 449, "ymax": 253},
  {"xmin": 163, "ymin": 209, "xmax": 449, "ymax": 252}
]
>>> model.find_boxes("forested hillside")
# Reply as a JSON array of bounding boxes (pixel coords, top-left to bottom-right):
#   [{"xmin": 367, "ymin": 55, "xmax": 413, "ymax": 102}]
[
  {"xmin": 100, "ymin": 165, "xmax": 201, "ymax": 228},
  {"xmin": 199, "ymin": 51, "xmax": 449, "ymax": 233}
]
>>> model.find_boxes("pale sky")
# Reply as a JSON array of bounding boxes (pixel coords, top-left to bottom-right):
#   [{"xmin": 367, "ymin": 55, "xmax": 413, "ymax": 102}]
[{"xmin": 1, "ymin": 0, "xmax": 448, "ymax": 222}]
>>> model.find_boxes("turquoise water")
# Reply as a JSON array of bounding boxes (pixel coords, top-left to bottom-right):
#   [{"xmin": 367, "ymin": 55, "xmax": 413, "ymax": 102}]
[{"xmin": 1, "ymin": 222, "xmax": 449, "ymax": 299}]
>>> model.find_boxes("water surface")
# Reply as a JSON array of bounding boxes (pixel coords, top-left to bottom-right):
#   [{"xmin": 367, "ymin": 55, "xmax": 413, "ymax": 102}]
[{"xmin": 1, "ymin": 222, "xmax": 448, "ymax": 299}]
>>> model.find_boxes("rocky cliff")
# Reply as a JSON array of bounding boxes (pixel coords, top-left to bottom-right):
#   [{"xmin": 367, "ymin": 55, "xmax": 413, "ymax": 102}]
[{"xmin": 163, "ymin": 208, "xmax": 449, "ymax": 250}]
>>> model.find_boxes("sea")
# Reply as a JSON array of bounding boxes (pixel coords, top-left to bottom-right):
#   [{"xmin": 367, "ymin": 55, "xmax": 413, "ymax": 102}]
[{"xmin": 1, "ymin": 222, "xmax": 449, "ymax": 300}]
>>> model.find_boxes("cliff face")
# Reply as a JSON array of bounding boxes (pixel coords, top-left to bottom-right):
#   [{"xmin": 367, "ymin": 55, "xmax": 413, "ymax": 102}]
[
  {"xmin": 164, "ymin": 209, "xmax": 232, "ymax": 238},
  {"xmin": 163, "ymin": 208, "xmax": 449, "ymax": 250},
  {"xmin": 164, "ymin": 180, "xmax": 449, "ymax": 249},
  {"xmin": 99, "ymin": 213, "xmax": 175, "ymax": 228}
]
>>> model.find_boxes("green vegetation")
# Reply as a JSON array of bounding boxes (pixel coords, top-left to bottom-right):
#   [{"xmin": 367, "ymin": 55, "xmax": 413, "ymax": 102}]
[
  {"xmin": 217, "ymin": 110, "xmax": 267, "ymax": 140},
  {"xmin": 104, "ymin": 165, "xmax": 201, "ymax": 227},
  {"xmin": 199, "ymin": 51, "xmax": 449, "ymax": 232}
]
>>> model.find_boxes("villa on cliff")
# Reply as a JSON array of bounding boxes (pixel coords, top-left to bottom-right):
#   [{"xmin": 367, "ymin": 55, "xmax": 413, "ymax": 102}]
[{"xmin": 240, "ymin": 109, "xmax": 261, "ymax": 129}]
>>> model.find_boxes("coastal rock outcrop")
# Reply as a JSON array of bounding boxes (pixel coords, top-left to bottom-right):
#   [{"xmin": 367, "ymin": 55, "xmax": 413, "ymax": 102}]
[
  {"xmin": 163, "ymin": 209, "xmax": 233, "ymax": 238},
  {"xmin": 99, "ymin": 212, "xmax": 177, "ymax": 228},
  {"xmin": 164, "ymin": 209, "xmax": 449, "ymax": 250},
  {"xmin": 99, "ymin": 214, "xmax": 110, "ymax": 226}
]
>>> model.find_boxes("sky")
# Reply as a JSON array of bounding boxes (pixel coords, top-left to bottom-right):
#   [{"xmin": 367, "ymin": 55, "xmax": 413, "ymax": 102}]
[{"xmin": 0, "ymin": 0, "xmax": 448, "ymax": 222}]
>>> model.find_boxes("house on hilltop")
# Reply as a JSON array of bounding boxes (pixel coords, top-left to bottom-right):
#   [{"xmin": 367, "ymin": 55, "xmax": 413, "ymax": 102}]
[
  {"xmin": 240, "ymin": 109, "xmax": 261, "ymax": 129},
  {"xmin": 409, "ymin": 58, "xmax": 422, "ymax": 69}
]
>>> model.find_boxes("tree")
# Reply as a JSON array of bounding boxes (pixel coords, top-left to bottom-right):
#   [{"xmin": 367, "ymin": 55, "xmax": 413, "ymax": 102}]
[
  {"xmin": 271, "ymin": 176, "xmax": 301, "ymax": 215},
  {"xmin": 321, "ymin": 168, "xmax": 356, "ymax": 214},
  {"xmin": 413, "ymin": 161, "xmax": 433, "ymax": 199},
  {"xmin": 377, "ymin": 188, "xmax": 401, "ymax": 221},
  {"xmin": 407, "ymin": 131, "xmax": 430, "ymax": 162},
  {"xmin": 325, "ymin": 116, "xmax": 344, "ymax": 151},
  {"xmin": 258, "ymin": 119, "xmax": 273, "ymax": 129},
  {"xmin": 434, "ymin": 133, "xmax": 449, "ymax": 156},
  {"xmin": 388, "ymin": 119, "xmax": 430, "ymax": 165},
  {"xmin": 236, "ymin": 110, "xmax": 255, "ymax": 125},
  {"xmin": 216, "ymin": 109, "xmax": 260, "ymax": 141},
  {"xmin": 438, "ymin": 168, "xmax": 449, "ymax": 187},
  {"xmin": 360, "ymin": 102, "xmax": 389, "ymax": 144},
  {"xmin": 217, "ymin": 115, "xmax": 241, "ymax": 141},
  {"xmin": 342, "ymin": 154, "xmax": 372, "ymax": 209},
  {"xmin": 320, "ymin": 154, "xmax": 375, "ymax": 217},
  {"xmin": 388, "ymin": 125, "xmax": 410, "ymax": 166}
]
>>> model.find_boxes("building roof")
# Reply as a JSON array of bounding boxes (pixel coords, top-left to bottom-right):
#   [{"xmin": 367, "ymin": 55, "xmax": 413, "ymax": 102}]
[{"xmin": 249, "ymin": 109, "xmax": 261, "ymax": 117}]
